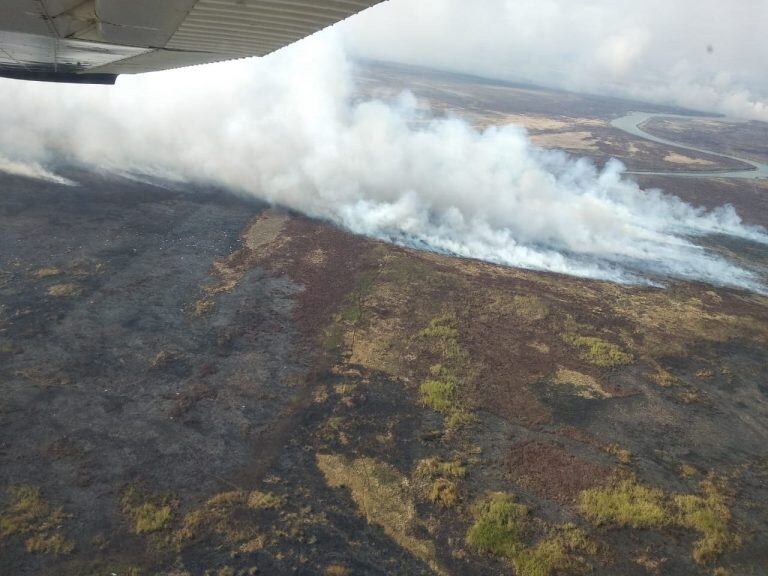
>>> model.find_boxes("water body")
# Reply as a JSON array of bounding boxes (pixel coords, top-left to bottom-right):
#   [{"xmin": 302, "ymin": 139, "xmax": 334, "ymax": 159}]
[{"xmin": 610, "ymin": 112, "xmax": 768, "ymax": 180}]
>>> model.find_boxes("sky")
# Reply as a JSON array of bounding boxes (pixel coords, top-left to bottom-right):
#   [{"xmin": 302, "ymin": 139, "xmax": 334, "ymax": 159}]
[
  {"xmin": 0, "ymin": 0, "xmax": 766, "ymax": 292},
  {"xmin": 341, "ymin": 0, "xmax": 768, "ymax": 121}
]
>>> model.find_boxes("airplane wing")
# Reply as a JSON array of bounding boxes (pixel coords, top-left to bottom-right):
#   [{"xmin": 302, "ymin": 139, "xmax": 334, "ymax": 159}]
[{"xmin": 0, "ymin": 0, "xmax": 383, "ymax": 84}]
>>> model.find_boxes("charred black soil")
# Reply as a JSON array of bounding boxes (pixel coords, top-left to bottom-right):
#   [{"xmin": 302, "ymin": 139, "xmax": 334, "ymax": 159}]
[{"xmin": 2, "ymin": 68, "xmax": 768, "ymax": 576}]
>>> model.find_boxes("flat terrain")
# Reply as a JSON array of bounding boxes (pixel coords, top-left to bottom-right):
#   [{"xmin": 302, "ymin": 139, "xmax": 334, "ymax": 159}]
[
  {"xmin": 641, "ymin": 116, "xmax": 768, "ymax": 165},
  {"xmin": 2, "ymin": 64, "xmax": 768, "ymax": 576}
]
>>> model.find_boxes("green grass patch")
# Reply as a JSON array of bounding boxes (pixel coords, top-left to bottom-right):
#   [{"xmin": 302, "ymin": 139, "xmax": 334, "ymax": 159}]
[
  {"xmin": 513, "ymin": 524, "xmax": 595, "ymax": 576},
  {"xmin": 419, "ymin": 314, "xmax": 468, "ymax": 364},
  {"xmin": 419, "ymin": 314, "xmax": 459, "ymax": 341},
  {"xmin": 579, "ymin": 476, "xmax": 740, "ymax": 565},
  {"xmin": 674, "ymin": 480, "xmax": 741, "ymax": 564},
  {"xmin": 468, "ymin": 493, "xmax": 596, "ymax": 575},
  {"xmin": 419, "ymin": 376, "xmax": 457, "ymax": 413},
  {"xmin": 466, "ymin": 492, "xmax": 529, "ymax": 558},
  {"xmin": 417, "ymin": 314, "xmax": 475, "ymax": 434},
  {"xmin": 579, "ymin": 477, "xmax": 669, "ymax": 529},
  {"xmin": 562, "ymin": 334, "xmax": 633, "ymax": 367}
]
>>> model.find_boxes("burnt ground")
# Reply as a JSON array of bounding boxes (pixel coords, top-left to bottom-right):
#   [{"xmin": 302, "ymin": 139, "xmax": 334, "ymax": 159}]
[{"xmin": 1, "ymin": 68, "xmax": 768, "ymax": 576}]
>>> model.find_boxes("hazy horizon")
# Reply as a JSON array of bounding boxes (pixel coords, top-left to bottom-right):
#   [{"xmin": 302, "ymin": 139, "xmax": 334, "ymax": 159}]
[{"xmin": 341, "ymin": 0, "xmax": 768, "ymax": 121}]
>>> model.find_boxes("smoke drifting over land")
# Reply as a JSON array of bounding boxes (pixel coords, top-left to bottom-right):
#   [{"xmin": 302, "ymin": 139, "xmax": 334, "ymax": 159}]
[
  {"xmin": 0, "ymin": 35, "xmax": 765, "ymax": 291},
  {"xmin": 344, "ymin": 0, "xmax": 768, "ymax": 121}
]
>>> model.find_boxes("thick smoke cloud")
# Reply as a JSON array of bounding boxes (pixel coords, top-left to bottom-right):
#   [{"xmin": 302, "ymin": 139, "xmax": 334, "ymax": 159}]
[
  {"xmin": 0, "ymin": 35, "xmax": 765, "ymax": 291},
  {"xmin": 343, "ymin": 0, "xmax": 768, "ymax": 120}
]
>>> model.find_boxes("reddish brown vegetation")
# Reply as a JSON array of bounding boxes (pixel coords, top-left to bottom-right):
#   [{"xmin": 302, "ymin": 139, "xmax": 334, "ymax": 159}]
[{"xmin": 507, "ymin": 440, "xmax": 613, "ymax": 503}]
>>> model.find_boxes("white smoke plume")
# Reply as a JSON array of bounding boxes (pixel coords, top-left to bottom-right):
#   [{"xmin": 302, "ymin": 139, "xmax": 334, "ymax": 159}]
[
  {"xmin": 0, "ymin": 34, "xmax": 765, "ymax": 291},
  {"xmin": 0, "ymin": 154, "xmax": 75, "ymax": 185},
  {"xmin": 344, "ymin": 0, "xmax": 768, "ymax": 121}
]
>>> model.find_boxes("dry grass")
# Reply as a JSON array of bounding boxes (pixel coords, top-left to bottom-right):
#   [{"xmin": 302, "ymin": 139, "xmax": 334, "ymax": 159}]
[
  {"xmin": 33, "ymin": 267, "xmax": 62, "ymax": 279},
  {"xmin": 552, "ymin": 367, "xmax": 609, "ymax": 399},
  {"xmin": 612, "ymin": 293, "xmax": 768, "ymax": 357},
  {"xmin": 663, "ymin": 152, "xmax": 716, "ymax": 166},
  {"xmin": 650, "ymin": 365, "xmax": 679, "ymax": 388},
  {"xmin": 605, "ymin": 444, "xmax": 632, "ymax": 465},
  {"xmin": 481, "ymin": 291, "xmax": 549, "ymax": 322},
  {"xmin": 47, "ymin": 283, "xmax": 83, "ymax": 297},
  {"xmin": 0, "ymin": 485, "xmax": 73, "ymax": 555},
  {"xmin": 120, "ymin": 485, "xmax": 173, "ymax": 535},
  {"xmin": 192, "ymin": 299, "xmax": 215, "ymax": 317},
  {"xmin": 324, "ymin": 565, "xmax": 350, "ymax": 576},
  {"xmin": 429, "ymin": 479, "xmax": 459, "ymax": 508},
  {"xmin": 176, "ymin": 490, "xmax": 264, "ymax": 546},
  {"xmin": 562, "ymin": 334, "xmax": 633, "ymax": 368},
  {"xmin": 530, "ymin": 131, "xmax": 599, "ymax": 152},
  {"xmin": 680, "ymin": 464, "xmax": 698, "ymax": 479},
  {"xmin": 247, "ymin": 490, "xmax": 284, "ymax": 510},
  {"xmin": 206, "ymin": 210, "xmax": 288, "ymax": 295},
  {"xmin": 316, "ymin": 453, "xmax": 444, "ymax": 575},
  {"xmin": 414, "ymin": 458, "xmax": 467, "ymax": 480}
]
